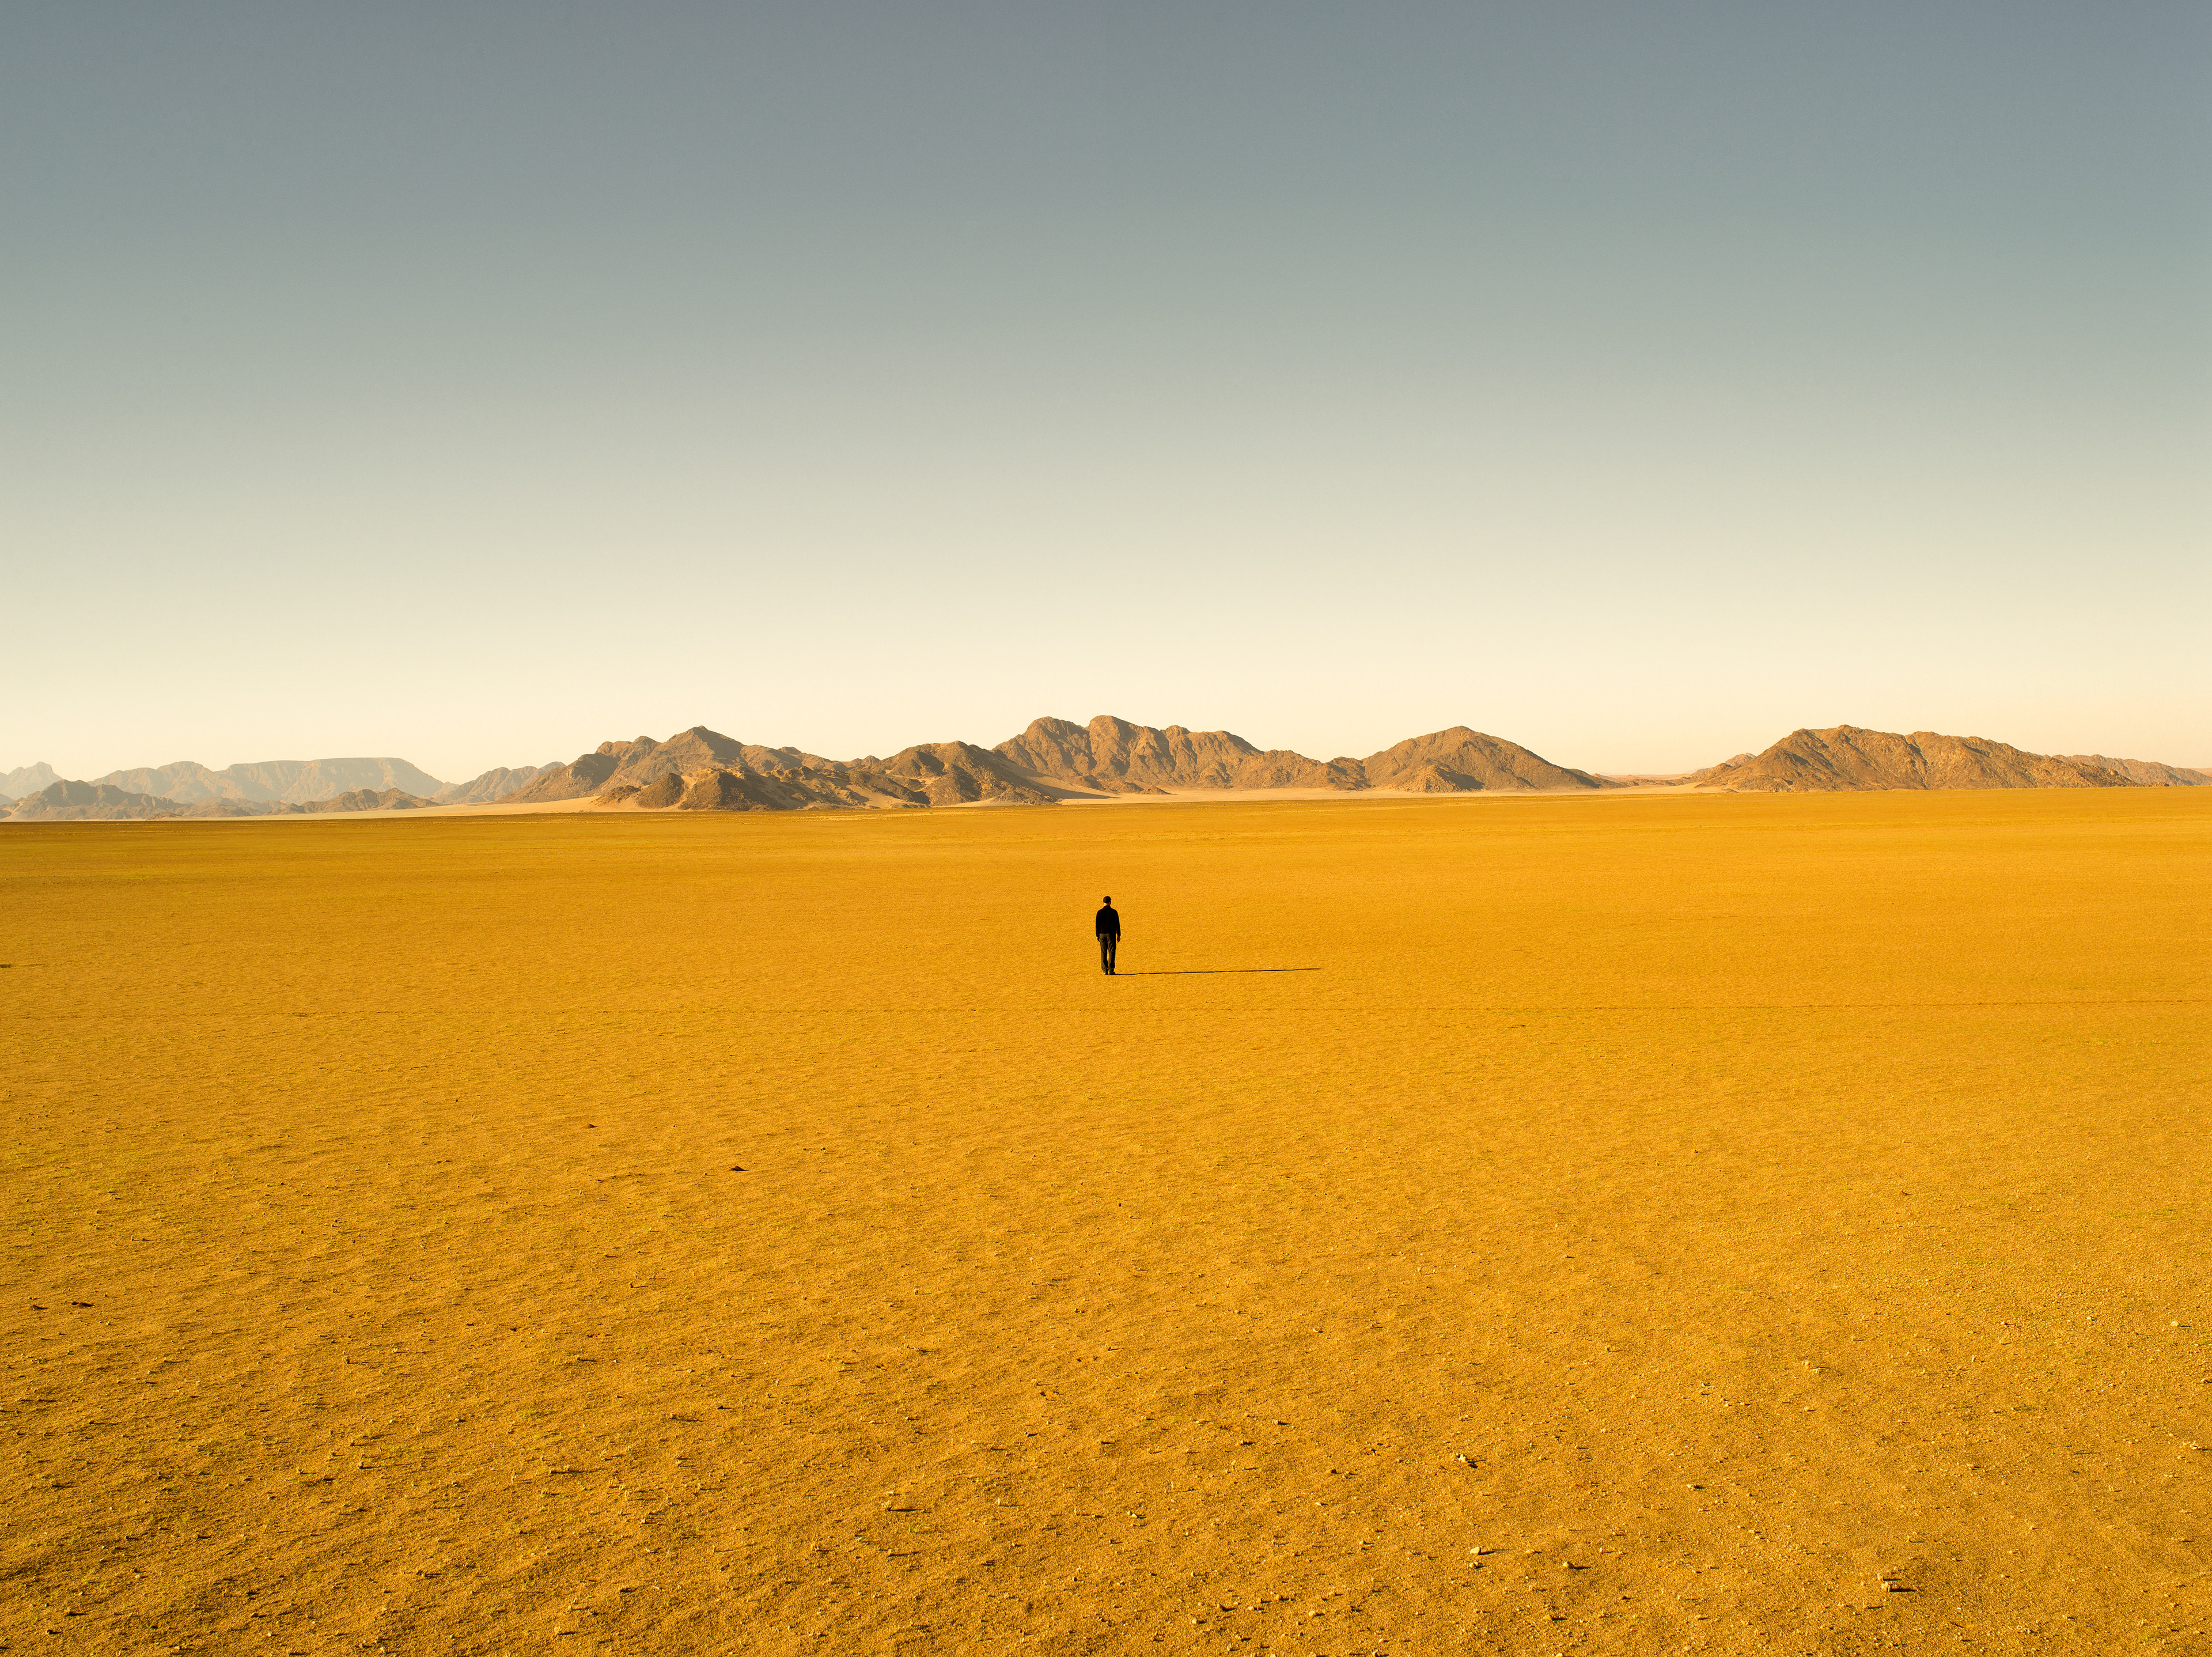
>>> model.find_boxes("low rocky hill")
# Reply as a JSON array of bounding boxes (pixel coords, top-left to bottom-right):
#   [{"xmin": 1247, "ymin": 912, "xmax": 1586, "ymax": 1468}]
[
  {"xmin": 5, "ymin": 781, "xmax": 183, "ymax": 820},
  {"xmin": 301, "ymin": 788, "xmax": 435, "ymax": 812},
  {"xmin": 2054, "ymin": 754, "xmax": 2211, "ymax": 788},
  {"xmin": 1359, "ymin": 727, "xmax": 1608, "ymax": 792},
  {"xmin": 1690, "ymin": 728, "xmax": 2142, "ymax": 792}
]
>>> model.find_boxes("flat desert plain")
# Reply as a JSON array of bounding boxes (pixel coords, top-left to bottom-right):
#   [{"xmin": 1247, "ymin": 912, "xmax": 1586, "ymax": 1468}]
[{"xmin": 3, "ymin": 789, "xmax": 2209, "ymax": 1656}]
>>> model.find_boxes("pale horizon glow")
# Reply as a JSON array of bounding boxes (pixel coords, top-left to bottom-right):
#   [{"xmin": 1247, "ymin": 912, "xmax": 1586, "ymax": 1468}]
[{"xmin": 5, "ymin": 5, "xmax": 2207, "ymax": 784}]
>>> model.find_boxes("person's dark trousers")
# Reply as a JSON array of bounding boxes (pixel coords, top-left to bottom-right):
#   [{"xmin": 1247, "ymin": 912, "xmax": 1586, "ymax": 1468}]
[{"xmin": 1099, "ymin": 934, "xmax": 1117, "ymax": 974}]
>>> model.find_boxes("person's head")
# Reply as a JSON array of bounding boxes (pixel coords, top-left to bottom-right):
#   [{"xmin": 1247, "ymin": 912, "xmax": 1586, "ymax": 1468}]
[{"xmin": 1103, "ymin": 895, "xmax": 1112, "ymax": 904}]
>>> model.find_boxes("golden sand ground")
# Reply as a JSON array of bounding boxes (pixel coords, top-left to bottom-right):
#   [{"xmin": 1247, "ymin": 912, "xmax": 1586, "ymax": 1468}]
[{"xmin": 3, "ymin": 791, "xmax": 2207, "ymax": 1656}]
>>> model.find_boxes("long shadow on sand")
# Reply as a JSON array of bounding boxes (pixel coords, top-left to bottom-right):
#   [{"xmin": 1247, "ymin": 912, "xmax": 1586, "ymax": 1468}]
[{"xmin": 1113, "ymin": 967, "xmax": 1321, "ymax": 976}]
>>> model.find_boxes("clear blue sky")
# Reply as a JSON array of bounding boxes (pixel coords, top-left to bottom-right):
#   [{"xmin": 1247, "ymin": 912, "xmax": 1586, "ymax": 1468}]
[{"xmin": 5, "ymin": 3, "xmax": 2206, "ymax": 781}]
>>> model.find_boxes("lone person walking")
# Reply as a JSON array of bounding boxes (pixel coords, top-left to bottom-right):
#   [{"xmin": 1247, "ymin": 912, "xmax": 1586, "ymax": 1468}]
[{"xmin": 1095, "ymin": 895, "xmax": 1121, "ymax": 975}]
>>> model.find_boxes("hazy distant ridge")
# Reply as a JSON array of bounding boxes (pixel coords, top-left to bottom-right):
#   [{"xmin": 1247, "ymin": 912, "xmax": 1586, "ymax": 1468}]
[
  {"xmin": 0, "ymin": 762, "xmax": 63, "ymax": 801},
  {"xmin": 92, "ymin": 756, "xmax": 448, "ymax": 805},
  {"xmin": 3, "ymin": 780, "xmax": 444, "ymax": 820}
]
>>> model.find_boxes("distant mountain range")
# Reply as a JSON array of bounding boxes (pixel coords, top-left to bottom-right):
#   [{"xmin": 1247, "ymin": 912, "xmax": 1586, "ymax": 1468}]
[
  {"xmin": 5, "ymin": 718, "xmax": 2205, "ymax": 821},
  {"xmin": 497, "ymin": 717, "xmax": 1612, "ymax": 811}
]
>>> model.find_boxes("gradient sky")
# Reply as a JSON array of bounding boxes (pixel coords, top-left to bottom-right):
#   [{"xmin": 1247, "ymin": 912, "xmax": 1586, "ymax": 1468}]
[{"xmin": 6, "ymin": 3, "xmax": 2207, "ymax": 782}]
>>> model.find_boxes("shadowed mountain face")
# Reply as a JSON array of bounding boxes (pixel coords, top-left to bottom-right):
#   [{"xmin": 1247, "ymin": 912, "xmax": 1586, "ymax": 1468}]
[{"xmin": 1690, "ymin": 727, "xmax": 2145, "ymax": 792}]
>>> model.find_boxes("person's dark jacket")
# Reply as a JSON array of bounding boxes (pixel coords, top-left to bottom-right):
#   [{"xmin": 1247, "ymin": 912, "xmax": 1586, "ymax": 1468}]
[{"xmin": 1095, "ymin": 905, "xmax": 1120, "ymax": 938}]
